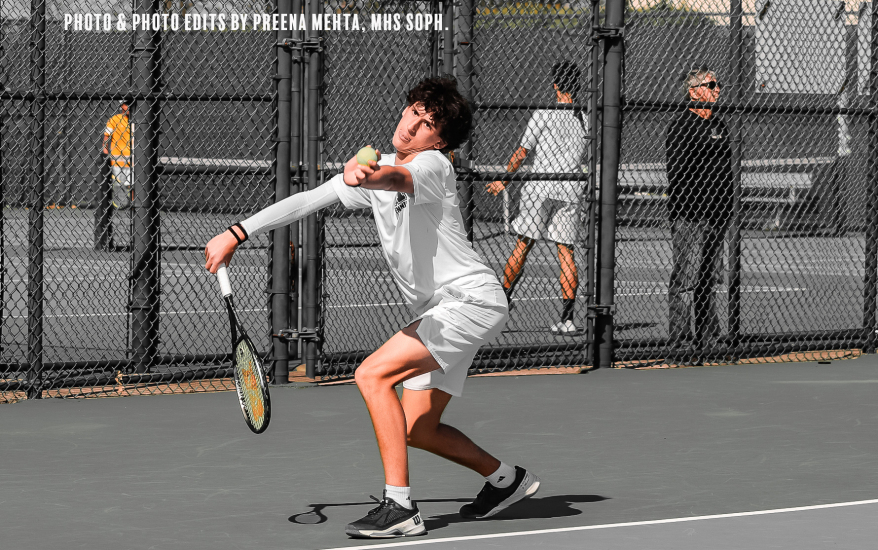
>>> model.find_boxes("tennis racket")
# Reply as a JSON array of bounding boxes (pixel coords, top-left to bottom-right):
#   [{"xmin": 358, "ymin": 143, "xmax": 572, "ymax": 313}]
[{"xmin": 216, "ymin": 264, "xmax": 271, "ymax": 434}]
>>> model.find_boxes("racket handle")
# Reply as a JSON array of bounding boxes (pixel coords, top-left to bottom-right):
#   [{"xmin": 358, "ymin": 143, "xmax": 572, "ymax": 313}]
[{"xmin": 216, "ymin": 264, "xmax": 233, "ymax": 297}]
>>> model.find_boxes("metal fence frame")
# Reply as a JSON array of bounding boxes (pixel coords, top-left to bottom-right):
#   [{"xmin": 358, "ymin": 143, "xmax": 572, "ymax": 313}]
[{"xmin": 3, "ymin": 0, "xmax": 878, "ymax": 401}]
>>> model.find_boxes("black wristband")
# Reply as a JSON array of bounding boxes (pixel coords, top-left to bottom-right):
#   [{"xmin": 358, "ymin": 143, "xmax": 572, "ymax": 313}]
[
  {"xmin": 227, "ymin": 223, "xmax": 248, "ymax": 245},
  {"xmin": 233, "ymin": 223, "xmax": 249, "ymax": 242}
]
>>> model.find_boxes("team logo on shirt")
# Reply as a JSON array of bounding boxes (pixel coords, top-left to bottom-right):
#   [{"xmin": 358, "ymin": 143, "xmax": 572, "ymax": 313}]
[{"xmin": 395, "ymin": 192, "xmax": 408, "ymax": 218}]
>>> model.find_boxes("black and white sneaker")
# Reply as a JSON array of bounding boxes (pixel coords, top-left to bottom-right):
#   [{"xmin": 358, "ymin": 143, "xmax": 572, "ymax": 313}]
[
  {"xmin": 345, "ymin": 493, "xmax": 427, "ymax": 539},
  {"xmin": 459, "ymin": 466, "xmax": 540, "ymax": 519}
]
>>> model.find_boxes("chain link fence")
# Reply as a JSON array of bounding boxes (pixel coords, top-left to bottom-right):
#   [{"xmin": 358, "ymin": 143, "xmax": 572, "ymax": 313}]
[
  {"xmin": 614, "ymin": 0, "xmax": 874, "ymax": 366},
  {"xmin": 3, "ymin": 0, "xmax": 877, "ymax": 402},
  {"xmin": 316, "ymin": 0, "xmax": 599, "ymax": 377},
  {"xmin": 1, "ymin": 0, "xmax": 276, "ymax": 400}
]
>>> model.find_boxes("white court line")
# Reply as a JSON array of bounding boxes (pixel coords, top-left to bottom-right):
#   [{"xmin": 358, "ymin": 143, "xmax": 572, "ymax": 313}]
[
  {"xmin": 322, "ymin": 286, "xmax": 808, "ymax": 310},
  {"xmin": 328, "ymin": 301, "xmax": 407, "ymax": 309},
  {"xmin": 323, "ymin": 498, "xmax": 878, "ymax": 550},
  {"xmin": 4, "ymin": 307, "xmax": 267, "ymax": 321}
]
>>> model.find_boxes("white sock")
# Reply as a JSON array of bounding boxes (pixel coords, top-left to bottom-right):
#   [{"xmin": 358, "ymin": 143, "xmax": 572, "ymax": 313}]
[
  {"xmin": 385, "ymin": 484, "xmax": 412, "ymax": 509},
  {"xmin": 485, "ymin": 462, "xmax": 516, "ymax": 489}
]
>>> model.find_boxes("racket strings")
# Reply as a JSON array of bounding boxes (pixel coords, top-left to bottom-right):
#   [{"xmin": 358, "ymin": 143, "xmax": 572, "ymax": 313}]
[{"xmin": 235, "ymin": 342, "xmax": 267, "ymax": 429}]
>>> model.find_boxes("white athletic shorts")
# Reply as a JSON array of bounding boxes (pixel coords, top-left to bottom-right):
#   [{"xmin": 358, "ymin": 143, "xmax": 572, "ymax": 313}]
[
  {"xmin": 403, "ymin": 273, "xmax": 508, "ymax": 397},
  {"xmin": 512, "ymin": 193, "xmax": 580, "ymax": 245}
]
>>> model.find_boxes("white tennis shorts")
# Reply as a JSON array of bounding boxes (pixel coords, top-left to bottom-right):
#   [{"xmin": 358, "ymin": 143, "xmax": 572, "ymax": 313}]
[
  {"xmin": 512, "ymin": 193, "xmax": 580, "ymax": 245},
  {"xmin": 403, "ymin": 273, "xmax": 508, "ymax": 397}
]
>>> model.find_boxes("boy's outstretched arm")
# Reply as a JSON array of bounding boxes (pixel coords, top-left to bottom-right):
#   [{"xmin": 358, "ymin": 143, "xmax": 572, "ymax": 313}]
[{"xmin": 204, "ymin": 181, "xmax": 340, "ymax": 273}]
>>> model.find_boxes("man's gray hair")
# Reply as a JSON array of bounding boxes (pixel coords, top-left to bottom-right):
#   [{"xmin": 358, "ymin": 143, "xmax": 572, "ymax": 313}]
[{"xmin": 681, "ymin": 67, "xmax": 715, "ymax": 98}]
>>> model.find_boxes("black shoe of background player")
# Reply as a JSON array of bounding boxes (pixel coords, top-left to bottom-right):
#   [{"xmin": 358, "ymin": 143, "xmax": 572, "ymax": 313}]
[
  {"xmin": 344, "ymin": 493, "xmax": 426, "ymax": 539},
  {"xmin": 459, "ymin": 466, "xmax": 541, "ymax": 519}
]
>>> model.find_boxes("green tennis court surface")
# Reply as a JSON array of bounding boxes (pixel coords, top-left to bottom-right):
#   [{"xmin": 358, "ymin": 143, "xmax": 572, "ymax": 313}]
[{"xmin": 3, "ymin": 355, "xmax": 876, "ymax": 549}]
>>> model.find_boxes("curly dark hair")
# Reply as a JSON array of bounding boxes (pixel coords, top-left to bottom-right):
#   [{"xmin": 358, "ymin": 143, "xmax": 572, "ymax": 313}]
[
  {"xmin": 405, "ymin": 76, "xmax": 472, "ymax": 153},
  {"xmin": 552, "ymin": 61, "xmax": 582, "ymax": 97}
]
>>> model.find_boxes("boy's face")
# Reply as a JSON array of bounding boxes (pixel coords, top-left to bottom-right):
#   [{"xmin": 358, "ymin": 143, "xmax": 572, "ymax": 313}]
[{"xmin": 393, "ymin": 102, "xmax": 446, "ymax": 154}]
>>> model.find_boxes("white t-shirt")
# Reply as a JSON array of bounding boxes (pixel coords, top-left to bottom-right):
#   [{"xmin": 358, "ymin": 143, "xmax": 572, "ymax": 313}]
[
  {"xmin": 332, "ymin": 150, "xmax": 496, "ymax": 315},
  {"xmin": 519, "ymin": 109, "xmax": 588, "ymax": 203}
]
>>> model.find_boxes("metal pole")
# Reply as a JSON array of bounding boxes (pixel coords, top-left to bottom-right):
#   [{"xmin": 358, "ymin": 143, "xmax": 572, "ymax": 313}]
[
  {"xmin": 304, "ymin": 0, "xmax": 322, "ymax": 378},
  {"xmin": 25, "ymin": 0, "xmax": 47, "ymax": 399},
  {"xmin": 429, "ymin": 0, "xmax": 439, "ymax": 77},
  {"xmin": 457, "ymin": 0, "xmax": 475, "ymax": 242},
  {"xmin": 727, "ymin": 0, "xmax": 744, "ymax": 356},
  {"xmin": 585, "ymin": 0, "xmax": 600, "ymax": 367},
  {"xmin": 290, "ymin": 0, "xmax": 303, "ymax": 364},
  {"xmin": 0, "ymin": 11, "xmax": 6, "ymax": 361},
  {"xmin": 442, "ymin": 1, "xmax": 454, "ymax": 76},
  {"xmin": 594, "ymin": 0, "xmax": 624, "ymax": 370},
  {"xmin": 271, "ymin": 0, "xmax": 293, "ymax": 384},
  {"xmin": 129, "ymin": 0, "xmax": 161, "ymax": 374},
  {"xmin": 863, "ymin": 0, "xmax": 878, "ymax": 352},
  {"xmin": 94, "ymin": 155, "xmax": 114, "ymax": 250}
]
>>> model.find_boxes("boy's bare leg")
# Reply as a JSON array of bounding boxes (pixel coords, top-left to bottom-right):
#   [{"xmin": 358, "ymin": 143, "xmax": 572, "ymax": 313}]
[
  {"xmin": 354, "ymin": 320, "xmax": 442, "ymax": 487},
  {"xmin": 401, "ymin": 372, "xmax": 540, "ymax": 522},
  {"xmin": 502, "ymin": 236, "xmax": 535, "ymax": 292},
  {"xmin": 557, "ymin": 242, "xmax": 578, "ymax": 299},
  {"xmin": 402, "ymin": 388, "xmax": 500, "ymax": 477},
  {"xmin": 355, "ymin": 322, "xmax": 539, "ymax": 524}
]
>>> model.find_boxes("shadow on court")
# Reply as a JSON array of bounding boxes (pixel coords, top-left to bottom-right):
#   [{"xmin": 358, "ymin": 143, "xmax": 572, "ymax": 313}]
[
  {"xmin": 289, "ymin": 498, "xmax": 471, "ymax": 525},
  {"xmin": 289, "ymin": 494, "xmax": 606, "ymax": 529},
  {"xmin": 422, "ymin": 494, "xmax": 609, "ymax": 531}
]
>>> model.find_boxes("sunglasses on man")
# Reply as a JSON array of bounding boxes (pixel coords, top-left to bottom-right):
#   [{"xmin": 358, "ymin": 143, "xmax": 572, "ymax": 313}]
[{"xmin": 691, "ymin": 81, "xmax": 721, "ymax": 91}]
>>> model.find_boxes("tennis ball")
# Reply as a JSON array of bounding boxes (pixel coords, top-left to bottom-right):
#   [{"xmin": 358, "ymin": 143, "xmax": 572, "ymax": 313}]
[{"xmin": 356, "ymin": 146, "xmax": 378, "ymax": 166}]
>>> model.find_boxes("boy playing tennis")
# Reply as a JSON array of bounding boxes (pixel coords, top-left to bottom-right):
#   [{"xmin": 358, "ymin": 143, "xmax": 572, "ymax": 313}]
[
  {"xmin": 204, "ymin": 77, "xmax": 540, "ymax": 538},
  {"xmin": 486, "ymin": 61, "xmax": 588, "ymax": 335}
]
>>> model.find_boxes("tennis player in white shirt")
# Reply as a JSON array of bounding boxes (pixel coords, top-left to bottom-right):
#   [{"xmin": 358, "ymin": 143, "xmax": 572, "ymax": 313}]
[
  {"xmin": 487, "ymin": 61, "xmax": 588, "ymax": 335},
  {"xmin": 205, "ymin": 77, "xmax": 540, "ymax": 539}
]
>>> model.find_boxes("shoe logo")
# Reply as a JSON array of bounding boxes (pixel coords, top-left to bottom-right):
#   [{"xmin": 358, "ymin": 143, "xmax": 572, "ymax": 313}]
[
  {"xmin": 497, "ymin": 476, "xmax": 505, "ymax": 483},
  {"xmin": 413, "ymin": 515, "xmax": 421, "ymax": 525}
]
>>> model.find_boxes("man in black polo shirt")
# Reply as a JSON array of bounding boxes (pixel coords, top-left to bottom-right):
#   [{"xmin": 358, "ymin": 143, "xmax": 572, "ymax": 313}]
[{"xmin": 664, "ymin": 67, "xmax": 733, "ymax": 359}]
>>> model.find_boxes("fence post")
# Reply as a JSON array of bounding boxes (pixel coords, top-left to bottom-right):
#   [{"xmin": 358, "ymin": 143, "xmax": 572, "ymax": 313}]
[
  {"xmin": 863, "ymin": 1, "xmax": 878, "ymax": 352},
  {"xmin": 429, "ymin": 0, "xmax": 439, "ymax": 77},
  {"xmin": 442, "ymin": 0, "xmax": 454, "ymax": 76},
  {"xmin": 584, "ymin": 0, "xmax": 601, "ymax": 367},
  {"xmin": 270, "ymin": 0, "xmax": 294, "ymax": 384},
  {"xmin": 289, "ymin": 0, "xmax": 304, "ymax": 365},
  {"xmin": 129, "ymin": 0, "xmax": 161, "ymax": 374},
  {"xmin": 303, "ymin": 0, "xmax": 323, "ymax": 378},
  {"xmin": 1, "ymin": 19, "xmax": 5, "ymax": 362},
  {"xmin": 93, "ymin": 155, "xmax": 113, "ymax": 251},
  {"xmin": 727, "ymin": 0, "xmax": 744, "ymax": 357},
  {"xmin": 26, "ymin": 0, "xmax": 46, "ymax": 399},
  {"xmin": 594, "ymin": 0, "xmax": 624, "ymax": 370},
  {"xmin": 457, "ymin": 0, "xmax": 475, "ymax": 242}
]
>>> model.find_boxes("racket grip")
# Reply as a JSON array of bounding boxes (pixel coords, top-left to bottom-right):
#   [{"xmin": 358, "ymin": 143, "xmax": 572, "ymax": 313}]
[{"xmin": 216, "ymin": 264, "xmax": 233, "ymax": 297}]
